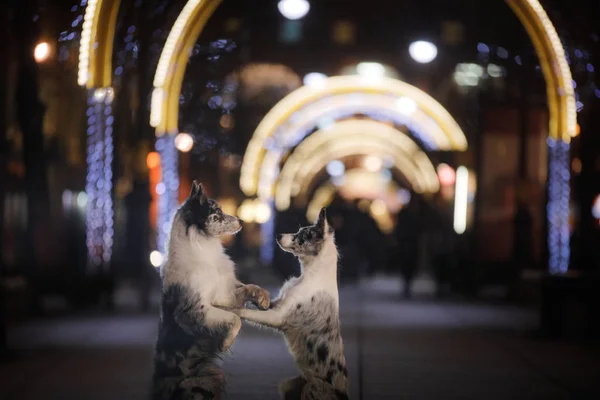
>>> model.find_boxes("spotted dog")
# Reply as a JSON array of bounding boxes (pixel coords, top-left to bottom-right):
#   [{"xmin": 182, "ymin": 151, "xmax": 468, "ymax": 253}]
[
  {"xmin": 152, "ymin": 181, "xmax": 270, "ymax": 400},
  {"xmin": 221, "ymin": 208, "xmax": 349, "ymax": 400}
]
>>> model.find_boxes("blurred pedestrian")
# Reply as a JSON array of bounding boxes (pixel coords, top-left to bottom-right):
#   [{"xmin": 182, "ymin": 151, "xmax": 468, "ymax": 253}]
[{"xmin": 393, "ymin": 195, "xmax": 421, "ymax": 298}]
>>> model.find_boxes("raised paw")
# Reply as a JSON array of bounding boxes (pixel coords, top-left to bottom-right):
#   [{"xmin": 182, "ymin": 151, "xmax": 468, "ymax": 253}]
[{"xmin": 246, "ymin": 285, "xmax": 271, "ymax": 310}]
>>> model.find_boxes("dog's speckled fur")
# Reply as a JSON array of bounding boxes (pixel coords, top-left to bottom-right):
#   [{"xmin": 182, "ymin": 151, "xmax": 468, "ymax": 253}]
[
  {"xmin": 152, "ymin": 182, "xmax": 270, "ymax": 399},
  {"xmin": 222, "ymin": 209, "xmax": 349, "ymax": 400}
]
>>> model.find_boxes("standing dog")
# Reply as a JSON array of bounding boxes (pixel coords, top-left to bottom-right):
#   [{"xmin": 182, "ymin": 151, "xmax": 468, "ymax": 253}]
[
  {"xmin": 152, "ymin": 181, "xmax": 270, "ymax": 399},
  {"xmin": 221, "ymin": 208, "xmax": 349, "ymax": 400}
]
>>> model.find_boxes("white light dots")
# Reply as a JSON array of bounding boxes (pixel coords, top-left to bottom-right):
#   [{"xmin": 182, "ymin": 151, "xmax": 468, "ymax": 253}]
[
  {"xmin": 150, "ymin": 251, "xmax": 164, "ymax": 268},
  {"xmin": 409, "ymin": 40, "xmax": 438, "ymax": 64},
  {"xmin": 254, "ymin": 201, "xmax": 272, "ymax": 224},
  {"xmin": 363, "ymin": 155, "xmax": 383, "ymax": 172},
  {"xmin": 174, "ymin": 132, "xmax": 194, "ymax": 152},
  {"xmin": 395, "ymin": 97, "xmax": 418, "ymax": 115},
  {"xmin": 326, "ymin": 160, "xmax": 345, "ymax": 177},
  {"xmin": 303, "ymin": 72, "xmax": 327, "ymax": 89},
  {"xmin": 278, "ymin": 0, "xmax": 310, "ymax": 20},
  {"xmin": 356, "ymin": 62, "xmax": 385, "ymax": 81},
  {"xmin": 78, "ymin": 0, "xmax": 99, "ymax": 86}
]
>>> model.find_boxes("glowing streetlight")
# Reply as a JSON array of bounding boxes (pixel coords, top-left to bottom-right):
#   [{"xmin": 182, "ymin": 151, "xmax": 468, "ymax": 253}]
[
  {"xmin": 278, "ymin": 0, "xmax": 310, "ymax": 20},
  {"xmin": 303, "ymin": 72, "xmax": 327, "ymax": 89},
  {"xmin": 34, "ymin": 42, "xmax": 50, "ymax": 63},
  {"xmin": 174, "ymin": 132, "xmax": 194, "ymax": 153},
  {"xmin": 409, "ymin": 40, "xmax": 438, "ymax": 64}
]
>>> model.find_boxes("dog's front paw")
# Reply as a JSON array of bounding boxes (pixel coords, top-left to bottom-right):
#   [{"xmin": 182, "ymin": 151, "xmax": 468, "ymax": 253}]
[{"xmin": 246, "ymin": 285, "xmax": 271, "ymax": 310}]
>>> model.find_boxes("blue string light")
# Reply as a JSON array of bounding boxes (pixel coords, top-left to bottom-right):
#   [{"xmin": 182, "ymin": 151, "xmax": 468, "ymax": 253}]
[
  {"xmin": 156, "ymin": 134, "xmax": 180, "ymax": 254},
  {"xmin": 86, "ymin": 88, "xmax": 114, "ymax": 269},
  {"xmin": 260, "ymin": 201, "xmax": 276, "ymax": 265},
  {"xmin": 546, "ymin": 137, "xmax": 570, "ymax": 274}
]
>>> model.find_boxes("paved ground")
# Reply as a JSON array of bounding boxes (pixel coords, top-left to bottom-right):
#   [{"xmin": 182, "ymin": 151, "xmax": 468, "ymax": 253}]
[{"xmin": 1, "ymin": 277, "xmax": 600, "ymax": 399}]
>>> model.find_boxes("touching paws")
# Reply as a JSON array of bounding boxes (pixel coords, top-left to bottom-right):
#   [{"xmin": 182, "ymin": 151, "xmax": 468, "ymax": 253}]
[{"xmin": 245, "ymin": 285, "xmax": 271, "ymax": 310}]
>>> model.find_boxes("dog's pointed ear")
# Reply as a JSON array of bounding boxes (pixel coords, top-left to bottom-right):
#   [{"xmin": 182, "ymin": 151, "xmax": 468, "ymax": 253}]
[
  {"xmin": 189, "ymin": 181, "xmax": 207, "ymax": 204},
  {"xmin": 315, "ymin": 207, "xmax": 329, "ymax": 232}
]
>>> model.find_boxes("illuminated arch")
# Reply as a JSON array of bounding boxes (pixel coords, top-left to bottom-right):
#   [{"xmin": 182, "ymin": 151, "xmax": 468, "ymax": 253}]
[
  {"xmin": 293, "ymin": 143, "xmax": 420, "ymax": 207},
  {"xmin": 80, "ymin": 0, "xmax": 575, "ymax": 272},
  {"xmin": 78, "ymin": 0, "xmax": 120, "ymax": 88},
  {"xmin": 253, "ymin": 94, "xmax": 454, "ymax": 204},
  {"xmin": 242, "ymin": 75, "xmax": 467, "ymax": 197},
  {"xmin": 275, "ymin": 131, "xmax": 436, "ymax": 210},
  {"xmin": 258, "ymin": 92, "xmax": 453, "ymax": 151},
  {"xmin": 79, "ymin": 0, "xmax": 576, "ymax": 141},
  {"xmin": 150, "ymin": 0, "xmax": 224, "ymax": 132},
  {"xmin": 262, "ymin": 119, "xmax": 439, "ymax": 205}
]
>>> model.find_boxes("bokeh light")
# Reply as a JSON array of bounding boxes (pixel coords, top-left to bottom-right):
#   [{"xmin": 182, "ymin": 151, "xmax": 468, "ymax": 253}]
[
  {"xmin": 363, "ymin": 155, "xmax": 383, "ymax": 172},
  {"xmin": 34, "ymin": 42, "xmax": 50, "ymax": 62},
  {"xmin": 303, "ymin": 72, "xmax": 328, "ymax": 88},
  {"xmin": 326, "ymin": 160, "xmax": 345, "ymax": 177},
  {"xmin": 408, "ymin": 40, "xmax": 437, "ymax": 63},
  {"xmin": 149, "ymin": 250, "xmax": 163, "ymax": 268},
  {"xmin": 174, "ymin": 132, "xmax": 194, "ymax": 153},
  {"xmin": 278, "ymin": 0, "xmax": 310, "ymax": 20},
  {"xmin": 437, "ymin": 163, "xmax": 456, "ymax": 186}
]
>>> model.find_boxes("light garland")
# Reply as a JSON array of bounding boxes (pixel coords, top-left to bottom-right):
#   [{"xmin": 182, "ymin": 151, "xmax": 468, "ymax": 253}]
[
  {"xmin": 78, "ymin": 0, "xmax": 99, "ymax": 86},
  {"xmin": 547, "ymin": 138, "xmax": 571, "ymax": 274},
  {"xmin": 259, "ymin": 201, "xmax": 276, "ymax": 265},
  {"xmin": 85, "ymin": 88, "xmax": 114, "ymax": 268},
  {"xmin": 156, "ymin": 134, "xmax": 180, "ymax": 254}
]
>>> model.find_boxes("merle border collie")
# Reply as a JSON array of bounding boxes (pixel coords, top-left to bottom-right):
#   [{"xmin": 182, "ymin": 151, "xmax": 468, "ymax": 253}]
[
  {"xmin": 220, "ymin": 208, "xmax": 349, "ymax": 400},
  {"xmin": 152, "ymin": 181, "xmax": 270, "ymax": 399}
]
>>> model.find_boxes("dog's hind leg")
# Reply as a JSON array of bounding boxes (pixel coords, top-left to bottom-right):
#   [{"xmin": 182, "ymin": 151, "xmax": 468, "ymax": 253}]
[
  {"xmin": 300, "ymin": 380, "xmax": 342, "ymax": 400},
  {"xmin": 279, "ymin": 376, "xmax": 306, "ymax": 400},
  {"xmin": 180, "ymin": 373, "xmax": 224, "ymax": 400}
]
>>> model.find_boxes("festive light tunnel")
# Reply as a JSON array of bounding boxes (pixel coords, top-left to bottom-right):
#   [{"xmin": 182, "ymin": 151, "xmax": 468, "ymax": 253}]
[
  {"xmin": 240, "ymin": 75, "xmax": 469, "ymax": 198},
  {"xmin": 79, "ymin": 0, "xmax": 575, "ymax": 273},
  {"xmin": 270, "ymin": 119, "xmax": 440, "ymax": 211}
]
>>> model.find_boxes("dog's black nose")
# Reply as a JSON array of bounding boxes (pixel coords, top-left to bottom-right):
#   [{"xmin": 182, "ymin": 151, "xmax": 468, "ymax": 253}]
[{"xmin": 276, "ymin": 234, "xmax": 283, "ymax": 241}]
